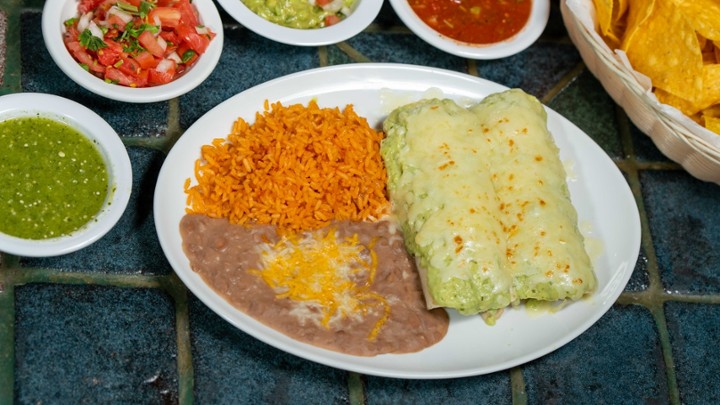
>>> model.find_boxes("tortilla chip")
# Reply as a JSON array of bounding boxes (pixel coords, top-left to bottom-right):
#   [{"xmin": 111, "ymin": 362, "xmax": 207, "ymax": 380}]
[
  {"xmin": 673, "ymin": 0, "xmax": 720, "ymax": 41},
  {"xmin": 703, "ymin": 104, "xmax": 720, "ymax": 118},
  {"xmin": 655, "ymin": 89, "xmax": 702, "ymax": 117},
  {"xmin": 701, "ymin": 64, "xmax": 720, "ymax": 107},
  {"xmin": 593, "ymin": 0, "xmax": 614, "ymax": 35},
  {"xmin": 620, "ymin": 0, "xmax": 655, "ymax": 52},
  {"xmin": 623, "ymin": 0, "xmax": 703, "ymax": 102},
  {"xmin": 704, "ymin": 115, "xmax": 720, "ymax": 135}
]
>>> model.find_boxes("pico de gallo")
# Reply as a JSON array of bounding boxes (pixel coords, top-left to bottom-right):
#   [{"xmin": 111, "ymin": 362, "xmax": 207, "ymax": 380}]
[{"xmin": 63, "ymin": 0, "xmax": 216, "ymax": 88}]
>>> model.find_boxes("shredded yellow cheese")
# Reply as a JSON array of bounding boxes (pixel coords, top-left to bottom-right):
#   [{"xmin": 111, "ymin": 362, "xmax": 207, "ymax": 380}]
[{"xmin": 253, "ymin": 229, "xmax": 390, "ymax": 341}]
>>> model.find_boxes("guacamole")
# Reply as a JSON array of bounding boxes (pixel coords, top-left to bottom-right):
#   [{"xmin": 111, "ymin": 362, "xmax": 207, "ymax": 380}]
[{"xmin": 242, "ymin": 0, "xmax": 355, "ymax": 29}]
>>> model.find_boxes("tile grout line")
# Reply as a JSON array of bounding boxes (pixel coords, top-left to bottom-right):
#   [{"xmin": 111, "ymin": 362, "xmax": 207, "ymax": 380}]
[
  {"xmin": 164, "ymin": 274, "xmax": 195, "ymax": 405},
  {"xmin": 0, "ymin": 265, "xmax": 16, "ymax": 405},
  {"xmin": 614, "ymin": 108, "xmax": 681, "ymax": 404},
  {"xmin": 510, "ymin": 367, "xmax": 527, "ymax": 405}
]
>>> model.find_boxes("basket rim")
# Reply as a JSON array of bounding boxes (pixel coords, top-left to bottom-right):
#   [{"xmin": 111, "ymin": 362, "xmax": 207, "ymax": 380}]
[{"xmin": 561, "ymin": 0, "xmax": 720, "ymax": 162}]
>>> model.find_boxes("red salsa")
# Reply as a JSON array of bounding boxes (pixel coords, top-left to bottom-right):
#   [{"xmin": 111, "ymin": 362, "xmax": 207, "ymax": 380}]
[{"xmin": 408, "ymin": 0, "xmax": 532, "ymax": 45}]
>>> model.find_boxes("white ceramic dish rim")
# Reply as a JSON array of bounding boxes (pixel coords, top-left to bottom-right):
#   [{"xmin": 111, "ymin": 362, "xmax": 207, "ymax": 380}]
[
  {"xmin": 0, "ymin": 93, "xmax": 132, "ymax": 257},
  {"xmin": 388, "ymin": 0, "xmax": 550, "ymax": 59},
  {"xmin": 216, "ymin": 0, "xmax": 383, "ymax": 46},
  {"xmin": 153, "ymin": 63, "xmax": 640, "ymax": 379},
  {"xmin": 41, "ymin": 0, "xmax": 224, "ymax": 103}
]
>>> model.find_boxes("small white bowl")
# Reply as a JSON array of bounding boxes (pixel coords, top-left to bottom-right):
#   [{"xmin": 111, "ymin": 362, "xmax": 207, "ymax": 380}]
[
  {"xmin": 0, "ymin": 93, "xmax": 132, "ymax": 257},
  {"xmin": 216, "ymin": 0, "xmax": 382, "ymax": 46},
  {"xmin": 41, "ymin": 0, "xmax": 223, "ymax": 103},
  {"xmin": 389, "ymin": 0, "xmax": 550, "ymax": 59}
]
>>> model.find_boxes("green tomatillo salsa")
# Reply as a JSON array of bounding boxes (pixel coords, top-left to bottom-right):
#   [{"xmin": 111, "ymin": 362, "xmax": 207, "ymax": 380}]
[
  {"xmin": 0, "ymin": 116, "xmax": 109, "ymax": 240},
  {"xmin": 243, "ymin": 0, "xmax": 355, "ymax": 29}
]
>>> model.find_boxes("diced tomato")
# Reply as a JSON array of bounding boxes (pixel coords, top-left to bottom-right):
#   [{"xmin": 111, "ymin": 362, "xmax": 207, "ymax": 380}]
[
  {"xmin": 176, "ymin": 24, "xmax": 210, "ymax": 54},
  {"xmin": 148, "ymin": 7, "xmax": 182, "ymax": 28},
  {"xmin": 176, "ymin": 0, "xmax": 199, "ymax": 28},
  {"xmin": 106, "ymin": 14, "xmax": 130, "ymax": 30},
  {"xmin": 117, "ymin": 56, "xmax": 141, "ymax": 76},
  {"xmin": 78, "ymin": 0, "xmax": 104, "ymax": 14},
  {"xmin": 159, "ymin": 30, "xmax": 180, "ymax": 46},
  {"xmin": 122, "ymin": 0, "xmax": 142, "ymax": 7},
  {"xmin": 324, "ymin": 14, "xmax": 341, "ymax": 26},
  {"xmin": 132, "ymin": 51, "xmax": 159, "ymax": 69},
  {"xmin": 148, "ymin": 61, "xmax": 177, "ymax": 85},
  {"xmin": 63, "ymin": 26, "xmax": 81, "ymax": 44},
  {"xmin": 96, "ymin": 39, "xmax": 124, "ymax": 67},
  {"xmin": 316, "ymin": 0, "xmax": 333, "ymax": 6},
  {"xmin": 66, "ymin": 41, "xmax": 105, "ymax": 73},
  {"xmin": 176, "ymin": 45, "xmax": 198, "ymax": 65},
  {"xmin": 105, "ymin": 66, "xmax": 147, "ymax": 87},
  {"xmin": 138, "ymin": 30, "xmax": 166, "ymax": 58}
]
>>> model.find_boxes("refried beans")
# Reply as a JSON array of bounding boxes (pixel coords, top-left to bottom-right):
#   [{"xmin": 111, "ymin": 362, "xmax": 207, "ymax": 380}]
[{"xmin": 180, "ymin": 214, "xmax": 449, "ymax": 356}]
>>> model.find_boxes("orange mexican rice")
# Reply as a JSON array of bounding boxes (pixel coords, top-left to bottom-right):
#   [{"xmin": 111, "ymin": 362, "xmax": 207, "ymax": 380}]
[{"xmin": 184, "ymin": 100, "xmax": 390, "ymax": 233}]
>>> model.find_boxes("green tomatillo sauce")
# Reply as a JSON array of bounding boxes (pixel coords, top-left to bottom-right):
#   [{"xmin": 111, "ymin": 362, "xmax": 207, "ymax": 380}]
[{"xmin": 0, "ymin": 116, "xmax": 109, "ymax": 240}]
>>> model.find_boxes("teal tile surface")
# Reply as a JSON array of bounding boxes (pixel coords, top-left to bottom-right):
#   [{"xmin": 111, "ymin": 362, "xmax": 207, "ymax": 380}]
[
  {"xmin": 523, "ymin": 305, "xmax": 668, "ymax": 404},
  {"xmin": 365, "ymin": 372, "xmax": 511, "ymax": 405},
  {"xmin": 665, "ymin": 302, "xmax": 720, "ymax": 404},
  {"xmin": 189, "ymin": 296, "xmax": 350, "ymax": 404},
  {"xmin": 640, "ymin": 171, "xmax": 720, "ymax": 294},
  {"xmin": 547, "ymin": 70, "xmax": 623, "ymax": 159},
  {"xmin": 14, "ymin": 284, "xmax": 178, "ymax": 404}
]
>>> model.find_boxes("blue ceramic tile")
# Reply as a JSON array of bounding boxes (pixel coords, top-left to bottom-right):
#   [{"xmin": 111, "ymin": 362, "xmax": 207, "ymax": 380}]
[
  {"xmin": 640, "ymin": 171, "xmax": 720, "ymax": 294},
  {"xmin": 547, "ymin": 70, "xmax": 623, "ymax": 159},
  {"xmin": 475, "ymin": 41, "xmax": 582, "ymax": 98},
  {"xmin": 179, "ymin": 26, "xmax": 320, "ymax": 130},
  {"xmin": 189, "ymin": 295, "xmax": 350, "ymax": 404},
  {"xmin": 20, "ymin": 12, "xmax": 169, "ymax": 137},
  {"xmin": 14, "ymin": 283, "xmax": 178, "ymax": 404},
  {"xmin": 625, "ymin": 247, "xmax": 650, "ymax": 292},
  {"xmin": 665, "ymin": 302, "xmax": 720, "ymax": 404},
  {"xmin": 21, "ymin": 147, "xmax": 172, "ymax": 274},
  {"xmin": 342, "ymin": 32, "xmax": 468, "ymax": 71},
  {"xmin": 629, "ymin": 120, "xmax": 672, "ymax": 163},
  {"xmin": 374, "ymin": 1, "xmax": 404, "ymax": 27},
  {"xmin": 523, "ymin": 305, "xmax": 668, "ymax": 404},
  {"xmin": 365, "ymin": 372, "xmax": 511, "ymax": 405},
  {"xmin": 543, "ymin": 2, "xmax": 569, "ymax": 39}
]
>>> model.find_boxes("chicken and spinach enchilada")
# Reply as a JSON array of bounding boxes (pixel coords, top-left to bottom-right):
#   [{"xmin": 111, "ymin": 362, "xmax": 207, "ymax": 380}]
[{"xmin": 381, "ymin": 89, "xmax": 597, "ymax": 319}]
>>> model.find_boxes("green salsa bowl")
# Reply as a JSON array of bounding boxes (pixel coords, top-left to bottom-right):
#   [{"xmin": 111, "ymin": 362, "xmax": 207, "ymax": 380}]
[{"xmin": 0, "ymin": 93, "xmax": 132, "ymax": 257}]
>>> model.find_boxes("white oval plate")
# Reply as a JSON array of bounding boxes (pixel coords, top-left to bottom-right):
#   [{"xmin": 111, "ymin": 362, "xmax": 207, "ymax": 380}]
[
  {"xmin": 154, "ymin": 63, "xmax": 640, "ymax": 379},
  {"xmin": 216, "ymin": 0, "xmax": 382, "ymax": 46}
]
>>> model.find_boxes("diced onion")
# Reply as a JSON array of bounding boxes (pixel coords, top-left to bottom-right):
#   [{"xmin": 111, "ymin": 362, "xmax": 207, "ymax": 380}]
[
  {"xmin": 156, "ymin": 59, "xmax": 175, "ymax": 73},
  {"xmin": 78, "ymin": 12, "xmax": 93, "ymax": 32},
  {"xmin": 107, "ymin": 6, "xmax": 134, "ymax": 24},
  {"xmin": 167, "ymin": 51, "xmax": 182, "ymax": 63},
  {"xmin": 88, "ymin": 21, "xmax": 104, "ymax": 38},
  {"xmin": 195, "ymin": 26, "xmax": 209, "ymax": 35},
  {"xmin": 157, "ymin": 36, "xmax": 168, "ymax": 51},
  {"xmin": 321, "ymin": 0, "xmax": 344, "ymax": 13}
]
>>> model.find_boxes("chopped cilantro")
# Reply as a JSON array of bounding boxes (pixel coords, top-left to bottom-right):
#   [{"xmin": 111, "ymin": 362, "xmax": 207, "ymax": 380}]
[
  {"xmin": 64, "ymin": 18, "xmax": 78, "ymax": 27},
  {"xmin": 79, "ymin": 29, "xmax": 108, "ymax": 51},
  {"xmin": 116, "ymin": 1, "xmax": 139, "ymax": 12},
  {"xmin": 139, "ymin": 1, "xmax": 155, "ymax": 18},
  {"xmin": 181, "ymin": 50, "xmax": 197, "ymax": 63}
]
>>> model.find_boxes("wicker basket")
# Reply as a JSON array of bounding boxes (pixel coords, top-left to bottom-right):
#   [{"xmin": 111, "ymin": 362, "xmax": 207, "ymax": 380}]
[{"xmin": 560, "ymin": 0, "xmax": 720, "ymax": 185}]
